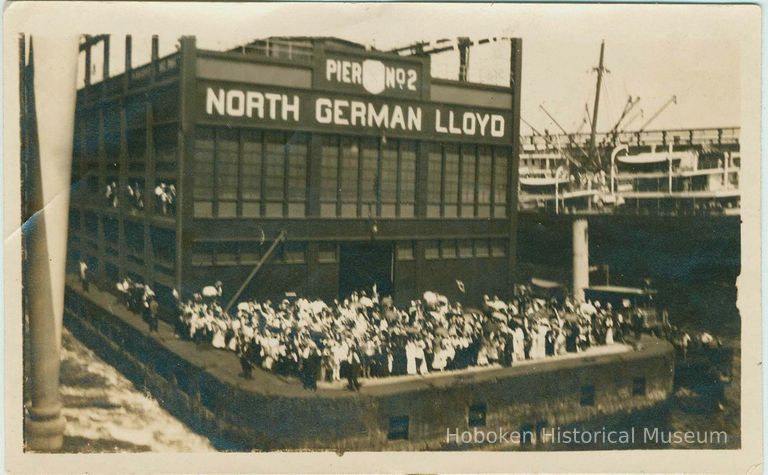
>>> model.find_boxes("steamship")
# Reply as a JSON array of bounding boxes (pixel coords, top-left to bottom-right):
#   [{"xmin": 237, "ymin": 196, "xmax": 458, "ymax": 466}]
[{"xmin": 518, "ymin": 130, "xmax": 741, "ymax": 216}]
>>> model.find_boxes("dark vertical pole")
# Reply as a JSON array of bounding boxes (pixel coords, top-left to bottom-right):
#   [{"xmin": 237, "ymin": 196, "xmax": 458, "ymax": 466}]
[
  {"xmin": 177, "ymin": 36, "xmax": 197, "ymax": 295},
  {"xmin": 124, "ymin": 35, "xmax": 132, "ymax": 87},
  {"xmin": 145, "ymin": 103, "xmax": 155, "ymax": 282},
  {"xmin": 84, "ymin": 36, "xmax": 92, "ymax": 87},
  {"xmin": 507, "ymin": 38, "xmax": 523, "ymax": 295},
  {"xmin": 590, "ymin": 40, "xmax": 605, "ymax": 165},
  {"xmin": 458, "ymin": 37, "xmax": 471, "ymax": 82},
  {"xmin": 102, "ymin": 35, "xmax": 110, "ymax": 80},
  {"xmin": 151, "ymin": 35, "xmax": 159, "ymax": 81}
]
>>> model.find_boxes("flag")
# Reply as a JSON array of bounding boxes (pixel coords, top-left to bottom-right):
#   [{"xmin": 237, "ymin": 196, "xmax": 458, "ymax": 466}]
[{"xmin": 456, "ymin": 280, "xmax": 465, "ymax": 293}]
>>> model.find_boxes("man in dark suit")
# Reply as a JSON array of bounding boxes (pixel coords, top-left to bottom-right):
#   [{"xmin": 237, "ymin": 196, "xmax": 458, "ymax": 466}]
[
  {"xmin": 238, "ymin": 339, "xmax": 254, "ymax": 379},
  {"xmin": 148, "ymin": 298, "xmax": 159, "ymax": 333}
]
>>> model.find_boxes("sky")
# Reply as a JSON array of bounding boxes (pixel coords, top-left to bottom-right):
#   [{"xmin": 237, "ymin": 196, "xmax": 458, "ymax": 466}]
[{"xmin": 76, "ymin": 3, "xmax": 753, "ymax": 134}]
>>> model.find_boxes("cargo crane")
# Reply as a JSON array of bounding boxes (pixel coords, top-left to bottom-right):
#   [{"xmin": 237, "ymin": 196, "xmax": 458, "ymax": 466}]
[
  {"xmin": 539, "ymin": 104, "xmax": 592, "ymax": 166},
  {"xmin": 608, "ymin": 95, "xmax": 641, "ymax": 143},
  {"xmin": 639, "ymin": 95, "xmax": 677, "ymax": 132},
  {"xmin": 388, "ymin": 37, "xmax": 510, "ymax": 82}
]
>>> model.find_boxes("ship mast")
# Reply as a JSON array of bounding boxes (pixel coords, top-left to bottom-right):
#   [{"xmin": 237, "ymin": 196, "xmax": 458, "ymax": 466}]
[{"xmin": 590, "ymin": 40, "xmax": 607, "ymax": 166}]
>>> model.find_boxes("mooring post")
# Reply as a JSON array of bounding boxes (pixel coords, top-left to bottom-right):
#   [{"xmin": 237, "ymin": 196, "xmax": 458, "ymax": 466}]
[
  {"xmin": 23, "ymin": 34, "xmax": 79, "ymax": 451},
  {"xmin": 572, "ymin": 218, "xmax": 589, "ymax": 301}
]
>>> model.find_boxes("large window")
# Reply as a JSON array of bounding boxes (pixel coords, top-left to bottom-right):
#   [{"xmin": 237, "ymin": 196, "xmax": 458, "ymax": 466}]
[
  {"xmin": 193, "ymin": 127, "xmax": 307, "ymax": 218},
  {"xmin": 426, "ymin": 142, "xmax": 507, "ymax": 219},
  {"xmin": 321, "ymin": 135, "xmax": 416, "ymax": 218}
]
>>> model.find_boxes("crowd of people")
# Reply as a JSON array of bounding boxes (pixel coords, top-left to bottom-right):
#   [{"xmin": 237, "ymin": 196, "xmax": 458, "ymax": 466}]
[
  {"xmin": 116, "ymin": 276, "xmax": 160, "ymax": 333},
  {"xmin": 167, "ymin": 284, "xmax": 645, "ymax": 391},
  {"xmin": 105, "ymin": 181, "xmax": 119, "ymax": 208},
  {"xmin": 154, "ymin": 182, "xmax": 176, "ymax": 216},
  {"xmin": 126, "ymin": 182, "xmax": 145, "ymax": 211},
  {"xmin": 105, "ymin": 180, "xmax": 176, "ymax": 216}
]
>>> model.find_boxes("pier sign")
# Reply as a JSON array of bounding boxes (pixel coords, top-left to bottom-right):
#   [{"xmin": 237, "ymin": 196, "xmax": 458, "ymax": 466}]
[
  {"xmin": 199, "ymin": 83, "xmax": 511, "ymax": 143},
  {"xmin": 318, "ymin": 51, "xmax": 424, "ymax": 99}
]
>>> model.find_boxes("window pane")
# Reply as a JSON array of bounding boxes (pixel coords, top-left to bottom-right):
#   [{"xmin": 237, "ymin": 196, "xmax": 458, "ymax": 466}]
[
  {"xmin": 396, "ymin": 241, "xmax": 414, "ymax": 260},
  {"xmin": 287, "ymin": 135, "xmax": 308, "ymax": 202},
  {"xmin": 491, "ymin": 239, "xmax": 506, "ymax": 257},
  {"xmin": 360, "ymin": 138, "xmax": 378, "ymax": 207},
  {"xmin": 425, "ymin": 240, "xmax": 440, "ymax": 259},
  {"xmin": 494, "ymin": 147, "xmax": 508, "ymax": 204},
  {"xmin": 321, "ymin": 136, "xmax": 339, "ymax": 202},
  {"xmin": 441, "ymin": 240, "xmax": 456, "ymax": 258},
  {"xmin": 475, "ymin": 239, "xmax": 490, "ymax": 257},
  {"xmin": 427, "ymin": 143, "xmax": 442, "ymax": 205},
  {"xmin": 216, "ymin": 129, "xmax": 239, "ymax": 201},
  {"xmin": 478, "ymin": 146, "xmax": 493, "ymax": 204},
  {"xmin": 264, "ymin": 132, "xmax": 285, "ymax": 204},
  {"xmin": 194, "ymin": 128, "xmax": 214, "ymax": 200},
  {"xmin": 283, "ymin": 242, "xmax": 306, "ymax": 263},
  {"xmin": 444, "ymin": 145, "xmax": 459, "ymax": 205},
  {"xmin": 458, "ymin": 239, "xmax": 473, "ymax": 258},
  {"xmin": 400, "ymin": 141, "xmax": 416, "ymax": 208},
  {"xmin": 216, "ymin": 242, "xmax": 238, "ymax": 265},
  {"xmin": 461, "ymin": 145, "xmax": 476, "ymax": 206},
  {"xmin": 192, "ymin": 243, "xmax": 214, "ymax": 266},
  {"xmin": 381, "ymin": 141, "xmax": 398, "ymax": 205},
  {"xmin": 127, "ymin": 128, "xmax": 145, "ymax": 162},
  {"xmin": 340, "ymin": 138, "xmax": 359, "ymax": 205},
  {"xmin": 319, "ymin": 242, "xmax": 337, "ymax": 262},
  {"xmin": 242, "ymin": 131, "xmax": 262, "ymax": 201},
  {"xmin": 240, "ymin": 242, "xmax": 262, "ymax": 264}
]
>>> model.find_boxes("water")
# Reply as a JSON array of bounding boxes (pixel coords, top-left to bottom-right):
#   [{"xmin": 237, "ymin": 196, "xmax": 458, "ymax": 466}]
[
  {"xmin": 58, "ymin": 328, "xmax": 214, "ymax": 453},
  {"xmin": 666, "ymin": 338, "xmax": 741, "ymax": 449}
]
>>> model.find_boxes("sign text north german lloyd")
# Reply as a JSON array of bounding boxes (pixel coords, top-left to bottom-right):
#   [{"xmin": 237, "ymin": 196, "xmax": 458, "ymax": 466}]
[{"xmin": 200, "ymin": 85, "xmax": 511, "ymax": 144}]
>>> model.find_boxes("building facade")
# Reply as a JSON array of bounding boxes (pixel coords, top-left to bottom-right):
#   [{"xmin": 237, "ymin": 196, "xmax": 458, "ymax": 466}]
[{"xmin": 67, "ymin": 36, "xmax": 522, "ymax": 309}]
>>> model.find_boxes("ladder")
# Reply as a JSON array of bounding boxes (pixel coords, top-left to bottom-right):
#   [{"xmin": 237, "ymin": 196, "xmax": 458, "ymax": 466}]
[{"xmin": 223, "ymin": 230, "xmax": 287, "ymax": 313}]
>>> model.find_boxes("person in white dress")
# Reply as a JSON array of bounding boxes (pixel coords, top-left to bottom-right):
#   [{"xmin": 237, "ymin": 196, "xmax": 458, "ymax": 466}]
[
  {"xmin": 513, "ymin": 327, "xmax": 525, "ymax": 362},
  {"xmin": 211, "ymin": 319, "xmax": 227, "ymax": 349},
  {"xmin": 605, "ymin": 317, "xmax": 614, "ymax": 344}
]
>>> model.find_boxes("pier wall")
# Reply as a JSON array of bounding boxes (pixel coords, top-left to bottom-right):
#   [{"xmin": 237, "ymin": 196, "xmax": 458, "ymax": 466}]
[{"xmin": 63, "ymin": 285, "xmax": 674, "ymax": 451}]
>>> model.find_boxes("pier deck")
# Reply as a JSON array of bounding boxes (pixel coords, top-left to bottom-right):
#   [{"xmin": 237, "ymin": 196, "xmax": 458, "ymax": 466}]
[{"xmin": 64, "ymin": 273, "xmax": 667, "ymax": 399}]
